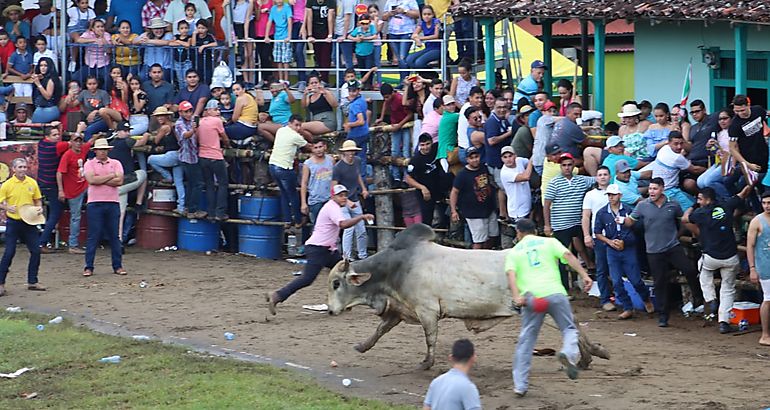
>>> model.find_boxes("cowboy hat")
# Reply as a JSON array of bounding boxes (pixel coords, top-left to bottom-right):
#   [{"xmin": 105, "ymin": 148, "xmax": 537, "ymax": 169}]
[
  {"xmin": 91, "ymin": 139, "xmax": 113, "ymax": 150},
  {"xmin": 2, "ymin": 5, "xmax": 23, "ymax": 17},
  {"xmin": 617, "ymin": 104, "xmax": 642, "ymax": 118},
  {"xmin": 146, "ymin": 17, "xmax": 167, "ymax": 30},
  {"xmin": 19, "ymin": 204, "xmax": 45, "ymax": 225},
  {"xmin": 338, "ymin": 140, "xmax": 362, "ymax": 152},
  {"xmin": 152, "ymin": 106, "xmax": 173, "ymax": 116}
]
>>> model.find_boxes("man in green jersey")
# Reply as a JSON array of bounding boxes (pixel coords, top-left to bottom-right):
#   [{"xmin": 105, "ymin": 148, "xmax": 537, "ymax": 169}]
[{"xmin": 505, "ymin": 218, "xmax": 593, "ymax": 397}]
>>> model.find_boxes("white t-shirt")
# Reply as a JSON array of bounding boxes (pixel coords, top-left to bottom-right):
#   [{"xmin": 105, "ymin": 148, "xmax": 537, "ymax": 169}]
[
  {"xmin": 33, "ymin": 49, "xmax": 58, "ymax": 67},
  {"xmin": 32, "ymin": 12, "xmax": 54, "ymax": 36},
  {"xmin": 423, "ymin": 94, "xmax": 437, "ymax": 119},
  {"xmin": 457, "ymin": 103, "xmax": 471, "ymax": 149},
  {"xmin": 67, "ymin": 7, "xmax": 96, "ymax": 28},
  {"xmin": 643, "ymin": 145, "xmax": 691, "ymax": 189},
  {"xmin": 500, "ymin": 158, "xmax": 531, "ymax": 219},
  {"xmin": 582, "ymin": 187, "xmax": 608, "ymax": 238}
]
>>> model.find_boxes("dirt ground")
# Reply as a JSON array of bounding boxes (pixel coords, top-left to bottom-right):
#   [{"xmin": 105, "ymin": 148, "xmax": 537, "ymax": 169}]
[{"xmin": 0, "ymin": 247, "xmax": 767, "ymax": 409}]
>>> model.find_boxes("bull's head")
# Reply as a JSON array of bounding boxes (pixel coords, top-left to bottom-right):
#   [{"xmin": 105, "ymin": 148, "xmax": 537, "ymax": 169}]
[{"xmin": 327, "ymin": 258, "xmax": 372, "ymax": 315}]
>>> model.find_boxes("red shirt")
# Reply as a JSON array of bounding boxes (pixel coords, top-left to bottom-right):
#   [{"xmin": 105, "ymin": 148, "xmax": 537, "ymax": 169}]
[
  {"xmin": 57, "ymin": 142, "xmax": 92, "ymax": 199},
  {"xmin": 388, "ymin": 92, "xmax": 410, "ymax": 124},
  {"xmin": 0, "ymin": 41, "xmax": 16, "ymax": 72}
]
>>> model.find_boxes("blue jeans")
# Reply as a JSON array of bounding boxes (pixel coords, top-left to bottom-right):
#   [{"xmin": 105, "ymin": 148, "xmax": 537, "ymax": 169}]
[
  {"xmin": 224, "ymin": 122, "xmax": 258, "ymax": 145},
  {"xmin": 182, "ymin": 162, "xmax": 203, "ymax": 213},
  {"xmin": 85, "ymin": 118, "xmax": 109, "ymax": 141},
  {"xmin": 148, "ymin": 151, "xmax": 185, "ymax": 211},
  {"xmin": 594, "ymin": 241, "xmax": 612, "ymax": 305},
  {"xmin": 455, "ymin": 17, "xmax": 474, "ymax": 60},
  {"xmin": 276, "ymin": 244, "xmax": 341, "ymax": 302},
  {"xmin": 513, "ymin": 293, "xmax": 579, "ymax": 392},
  {"xmin": 200, "ymin": 158, "xmax": 229, "ymax": 218},
  {"xmin": 291, "ymin": 23, "xmax": 307, "ymax": 82},
  {"xmin": 373, "ymin": 44, "xmax": 382, "ymax": 84},
  {"xmin": 31, "ymin": 106, "xmax": 61, "ymax": 123},
  {"xmin": 388, "ymin": 33, "xmax": 412, "ymax": 81},
  {"xmin": 269, "ymin": 164, "xmax": 302, "ymax": 224},
  {"xmin": 85, "ymin": 202, "xmax": 122, "ymax": 271},
  {"xmin": 406, "ymin": 48, "xmax": 441, "ymax": 69},
  {"xmin": 356, "ymin": 53, "xmax": 376, "ymax": 87},
  {"xmin": 350, "ymin": 135, "xmax": 369, "ymax": 176},
  {"xmin": 173, "ymin": 61, "xmax": 192, "ymax": 89},
  {"xmin": 390, "ymin": 128, "xmax": 411, "ymax": 181},
  {"xmin": 67, "ymin": 191, "xmax": 86, "ymax": 248},
  {"xmin": 39, "ymin": 186, "xmax": 64, "ymax": 247},
  {"xmin": 0, "ymin": 218, "xmax": 41, "ymax": 285},
  {"xmin": 697, "ymin": 164, "xmax": 731, "ymax": 199},
  {"xmin": 335, "ymin": 37, "xmax": 355, "ymax": 86},
  {"xmin": 607, "ymin": 245, "xmax": 650, "ymax": 312},
  {"xmin": 341, "ymin": 201, "xmax": 367, "ymax": 259}
]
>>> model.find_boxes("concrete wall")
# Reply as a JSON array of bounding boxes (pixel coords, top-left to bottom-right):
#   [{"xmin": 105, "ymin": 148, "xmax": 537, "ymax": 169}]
[
  {"xmin": 589, "ymin": 52, "xmax": 635, "ymax": 117},
  {"xmin": 635, "ymin": 21, "xmax": 770, "ymax": 110}
]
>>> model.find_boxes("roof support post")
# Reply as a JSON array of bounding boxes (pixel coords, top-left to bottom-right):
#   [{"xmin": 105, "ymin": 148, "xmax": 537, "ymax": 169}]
[
  {"xmin": 592, "ymin": 20, "xmax": 606, "ymax": 116},
  {"xmin": 735, "ymin": 24, "xmax": 748, "ymax": 95},
  {"xmin": 481, "ymin": 18, "xmax": 496, "ymax": 90},
  {"xmin": 542, "ymin": 19, "xmax": 553, "ymax": 93}
]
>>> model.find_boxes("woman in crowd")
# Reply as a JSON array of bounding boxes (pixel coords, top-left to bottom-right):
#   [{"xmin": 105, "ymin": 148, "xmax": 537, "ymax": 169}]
[
  {"xmin": 127, "ymin": 76, "xmax": 149, "ymax": 135},
  {"xmin": 301, "ymin": 73, "xmax": 338, "ymax": 136},
  {"xmin": 671, "ymin": 103, "xmax": 691, "ymax": 141},
  {"xmin": 137, "ymin": 18, "xmax": 173, "ymax": 82},
  {"xmin": 642, "ymin": 102, "xmax": 676, "ymax": 159},
  {"xmin": 483, "ymin": 89, "xmax": 501, "ymax": 118},
  {"xmin": 449, "ymin": 58, "xmax": 477, "ymax": 105},
  {"xmin": 696, "ymin": 108, "xmax": 734, "ymax": 198},
  {"xmin": 251, "ymin": 0, "xmax": 274, "ymax": 87},
  {"xmin": 99, "ymin": 65, "xmax": 129, "ymax": 130},
  {"xmin": 617, "ymin": 103, "xmax": 650, "ymax": 160},
  {"xmin": 557, "ymin": 78, "xmax": 576, "ymax": 116},
  {"xmin": 403, "ymin": 76, "xmax": 428, "ymax": 121},
  {"xmin": 112, "ymin": 20, "xmax": 141, "ymax": 77},
  {"xmin": 405, "ymin": 5, "xmax": 441, "ymax": 71},
  {"xmin": 233, "ymin": 0, "xmax": 255, "ymax": 84},
  {"xmin": 30, "ymin": 57, "xmax": 62, "ymax": 123},
  {"xmin": 74, "ymin": 18, "xmax": 111, "ymax": 83},
  {"xmin": 147, "ymin": 106, "xmax": 185, "ymax": 214},
  {"xmin": 368, "ymin": 4, "xmax": 384, "ymax": 87},
  {"xmin": 226, "ymin": 81, "xmax": 265, "ymax": 146}
]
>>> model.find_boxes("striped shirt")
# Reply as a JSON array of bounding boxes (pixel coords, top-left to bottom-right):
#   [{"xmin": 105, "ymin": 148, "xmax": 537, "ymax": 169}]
[
  {"xmin": 544, "ymin": 175, "xmax": 596, "ymax": 231},
  {"xmin": 175, "ymin": 117, "xmax": 198, "ymax": 164},
  {"xmin": 37, "ymin": 140, "xmax": 69, "ymax": 188}
]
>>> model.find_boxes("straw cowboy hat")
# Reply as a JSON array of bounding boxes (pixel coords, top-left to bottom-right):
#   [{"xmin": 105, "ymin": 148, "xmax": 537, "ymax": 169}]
[
  {"xmin": 146, "ymin": 18, "xmax": 167, "ymax": 30},
  {"xmin": 18, "ymin": 204, "xmax": 45, "ymax": 226},
  {"xmin": 152, "ymin": 106, "xmax": 173, "ymax": 116},
  {"xmin": 3, "ymin": 5, "xmax": 23, "ymax": 17},
  {"xmin": 91, "ymin": 139, "xmax": 113, "ymax": 150},
  {"xmin": 339, "ymin": 140, "xmax": 362, "ymax": 152},
  {"xmin": 617, "ymin": 104, "xmax": 642, "ymax": 118}
]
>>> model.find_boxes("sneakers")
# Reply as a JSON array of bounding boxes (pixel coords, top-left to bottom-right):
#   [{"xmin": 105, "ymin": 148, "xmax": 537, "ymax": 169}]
[
  {"xmin": 602, "ymin": 302, "xmax": 617, "ymax": 312},
  {"xmin": 618, "ymin": 310, "xmax": 633, "ymax": 320},
  {"xmin": 188, "ymin": 210, "xmax": 208, "ymax": 219},
  {"xmin": 558, "ymin": 352, "xmax": 579, "ymax": 380},
  {"xmin": 719, "ymin": 322, "xmax": 734, "ymax": 334},
  {"xmin": 658, "ymin": 314, "xmax": 669, "ymax": 327},
  {"xmin": 68, "ymin": 247, "xmax": 85, "ymax": 254},
  {"xmin": 514, "ymin": 389, "xmax": 527, "ymax": 398}
]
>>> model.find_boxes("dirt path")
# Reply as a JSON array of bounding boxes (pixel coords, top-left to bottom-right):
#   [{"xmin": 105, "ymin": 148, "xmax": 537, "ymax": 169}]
[{"xmin": 0, "ymin": 247, "xmax": 766, "ymax": 409}]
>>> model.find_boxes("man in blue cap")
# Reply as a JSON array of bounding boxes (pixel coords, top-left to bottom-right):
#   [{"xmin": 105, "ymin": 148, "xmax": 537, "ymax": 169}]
[{"xmin": 513, "ymin": 60, "xmax": 547, "ymax": 108}]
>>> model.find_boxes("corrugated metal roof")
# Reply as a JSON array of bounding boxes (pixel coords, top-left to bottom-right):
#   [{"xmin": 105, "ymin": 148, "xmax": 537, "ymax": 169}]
[
  {"xmin": 517, "ymin": 19, "xmax": 634, "ymax": 36},
  {"xmin": 454, "ymin": 1, "xmax": 770, "ymax": 25}
]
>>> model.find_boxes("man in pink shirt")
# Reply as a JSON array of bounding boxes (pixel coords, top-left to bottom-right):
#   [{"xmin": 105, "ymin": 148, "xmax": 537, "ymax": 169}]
[
  {"xmin": 83, "ymin": 139, "xmax": 125, "ymax": 277},
  {"xmin": 198, "ymin": 99, "xmax": 230, "ymax": 219},
  {"xmin": 266, "ymin": 184, "xmax": 373, "ymax": 315}
]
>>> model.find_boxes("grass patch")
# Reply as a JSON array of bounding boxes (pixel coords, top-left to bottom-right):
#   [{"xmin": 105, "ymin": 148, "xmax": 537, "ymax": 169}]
[{"xmin": 0, "ymin": 313, "xmax": 408, "ymax": 409}]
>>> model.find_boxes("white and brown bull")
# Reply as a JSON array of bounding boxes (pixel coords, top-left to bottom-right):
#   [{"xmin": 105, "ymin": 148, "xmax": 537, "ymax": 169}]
[{"xmin": 327, "ymin": 223, "xmax": 609, "ymax": 370}]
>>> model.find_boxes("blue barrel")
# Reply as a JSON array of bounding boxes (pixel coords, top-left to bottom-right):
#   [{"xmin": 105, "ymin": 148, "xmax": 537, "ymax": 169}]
[
  {"xmin": 178, "ymin": 218, "xmax": 219, "ymax": 252},
  {"xmin": 238, "ymin": 195, "xmax": 283, "ymax": 259}
]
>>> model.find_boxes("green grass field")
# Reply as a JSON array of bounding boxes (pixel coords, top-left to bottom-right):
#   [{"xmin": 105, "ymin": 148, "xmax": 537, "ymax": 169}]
[{"xmin": 0, "ymin": 313, "xmax": 408, "ymax": 409}]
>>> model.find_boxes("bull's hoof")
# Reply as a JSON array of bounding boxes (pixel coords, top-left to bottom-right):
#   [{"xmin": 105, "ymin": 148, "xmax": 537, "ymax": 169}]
[
  {"xmin": 354, "ymin": 343, "xmax": 369, "ymax": 353},
  {"xmin": 417, "ymin": 360, "xmax": 434, "ymax": 371}
]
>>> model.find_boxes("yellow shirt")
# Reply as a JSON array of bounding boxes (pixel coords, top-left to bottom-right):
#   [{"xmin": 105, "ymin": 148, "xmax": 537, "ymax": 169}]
[
  {"xmin": 0, "ymin": 175, "xmax": 42, "ymax": 221},
  {"xmin": 112, "ymin": 34, "xmax": 141, "ymax": 66},
  {"xmin": 238, "ymin": 93, "xmax": 259, "ymax": 125},
  {"xmin": 541, "ymin": 160, "xmax": 577, "ymax": 204},
  {"xmin": 427, "ymin": 0, "xmax": 453, "ymax": 24},
  {"xmin": 269, "ymin": 127, "xmax": 307, "ymax": 169}
]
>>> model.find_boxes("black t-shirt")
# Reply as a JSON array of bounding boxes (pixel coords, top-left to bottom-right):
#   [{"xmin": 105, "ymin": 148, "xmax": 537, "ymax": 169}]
[
  {"xmin": 194, "ymin": 33, "xmax": 216, "ymax": 61},
  {"xmin": 109, "ymin": 137, "xmax": 137, "ymax": 176},
  {"xmin": 452, "ymin": 166, "xmax": 495, "ymax": 219},
  {"xmin": 174, "ymin": 34, "xmax": 191, "ymax": 62},
  {"xmin": 688, "ymin": 113, "xmax": 718, "ymax": 164},
  {"xmin": 407, "ymin": 144, "xmax": 447, "ymax": 199},
  {"xmin": 689, "ymin": 196, "xmax": 741, "ymax": 259},
  {"xmin": 332, "ymin": 157, "xmax": 362, "ymax": 202},
  {"xmin": 307, "ymin": 0, "xmax": 335, "ymax": 38},
  {"xmin": 729, "ymin": 105, "xmax": 768, "ymax": 173}
]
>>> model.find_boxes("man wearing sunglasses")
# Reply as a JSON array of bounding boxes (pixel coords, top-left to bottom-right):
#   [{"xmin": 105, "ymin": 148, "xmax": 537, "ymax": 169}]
[{"xmin": 687, "ymin": 99, "xmax": 719, "ymax": 169}]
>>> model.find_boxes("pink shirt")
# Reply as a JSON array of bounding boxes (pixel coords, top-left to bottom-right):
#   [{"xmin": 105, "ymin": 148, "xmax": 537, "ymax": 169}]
[
  {"xmin": 305, "ymin": 200, "xmax": 345, "ymax": 250},
  {"xmin": 80, "ymin": 31, "xmax": 112, "ymax": 68},
  {"xmin": 84, "ymin": 158, "xmax": 123, "ymax": 203},
  {"xmin": 256, "ymin": 4, "xmax": 275, "ymax": 37},
  {"xmin": 422, "ymin": 109, "xmax": 441, "ymax": 141},
  {"xmin": 292, "ymin": 0, "xmax": 306, "ymax": 22},
  {"xmin": 198, "ymin": 116, "xmax": 225, "ymax": 160}
]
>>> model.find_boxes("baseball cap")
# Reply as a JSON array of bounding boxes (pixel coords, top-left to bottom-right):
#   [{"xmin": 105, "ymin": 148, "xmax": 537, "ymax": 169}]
[
  {"xmin": 466, "ymin": 146, "xmax": 481, "ymax": 157},
  {"xmin": 332, "ymin": 184, "xmax": 348, "ymax": 196},
  {"xmin": 606, "ymin": 135, "xmax": 623, "ymax": 148},
  {"xmin": 558, "ymin": 152, "xmax": 574, "ymax": 163},
  {"xmin": 15, "ymin": 103, "xmax": 29, "ymax": 113},
  {"xmin": 205, "ymin": 99, "xmax": 219, "ymax": 110},
  {"xmin": 615, "ymin": 159, "xmax": 632, "ymax": 173},
  {"xmin": 531, "ymin": 60, "xmax": 547, "ymax": 70},
  {"xmin": 543, "ymin": 100, "xmax": 557, "ymax": 111},
  {"xmin": 545, "ymin": 143, "xmax": 562, "ymax": 155},
  {"xmin": 442, "ymin": 95, "xmax": 456, "ymax": 105},
  {"xmin": 500, "ymin": 146, "xmax": 515, "ymax": 156},
  {"xmin": 346, "ymin": 79, "xmax": 361, "ymax": 90},
  {"xmin": 606, "ymin": 184, "xmax": 621, "ymax": 195},
  {"xmin": 179, "ymin": 100, "xmax": 194, "ymax": 112},
  {"xmin": 116, "ymin": 120, "xmax": 131, "ymax": 131}
]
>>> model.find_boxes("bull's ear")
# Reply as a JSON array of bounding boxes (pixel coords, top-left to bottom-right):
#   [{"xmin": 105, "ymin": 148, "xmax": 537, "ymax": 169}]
[{"xmin": 346, "ymin": 272, "xmax": 371, "ymax": 286}]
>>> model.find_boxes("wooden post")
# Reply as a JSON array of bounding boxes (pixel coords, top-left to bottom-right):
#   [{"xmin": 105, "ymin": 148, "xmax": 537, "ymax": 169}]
[{"xmin": 373, "ymin": 163, "xmax": 394, "ymax": 251}]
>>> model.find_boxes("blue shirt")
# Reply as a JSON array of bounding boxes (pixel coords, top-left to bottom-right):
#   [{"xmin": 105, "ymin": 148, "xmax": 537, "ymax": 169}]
[
  {"xmin": 347, "ymin": 95, "xmax": 369, "ymax": 139},
  {"xmin": 350, "ymin": 25, "xmax": 375, "ymax": 56},
  {"xmin": 142, "ymin": 33, "xmax": 174, "ymax": 67},
  {"xmin": 513, "ymin": 74, "xmax": 537, "ymax": 105},
  {"xmin": 269, "ymin": 91, "xmax": 292, "ymax": 125},
  {"xmin": 594, "ymin": 203, "xmax": 636, "ymax": 246},
  {"xmin": 107, "ymin": 0, "xmax": 145, "ymax": 34},
  {"xmin": 269, "ymin": 5, "xmax": 293, "ymax": 40},
  {"xmin": 484, "ymin": 112, "xmax": 511, "ymax": 168},
  {"xmin": 4, "ymin": 21, "xmax": 30, "ymax": 42},
  {"xmin": 8, "ymin": 49, "xmax": 33, "ymax": 74},
  {"xmin": 176, "ymin": 83, "xmax": 211, "ymax": 108},
  {"xmin": 422, "ymin": 18, "xmax": 441, "ymax": 51},
  {"xmin": 528, "ymin": 109, "xmax": 542, "ymax": 128},
  {"xmin": 613, "ymin": 171, "xmax": 642, "ymax": 209},
  {"xmin": 602, "ymin": 153, "xmax": 639, "ymax": 179}
]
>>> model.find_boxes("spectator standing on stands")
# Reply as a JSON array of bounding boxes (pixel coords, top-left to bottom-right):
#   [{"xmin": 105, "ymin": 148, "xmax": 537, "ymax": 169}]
[
  {"xmin": 142, "ymin": 0, "xmax": 172, "ymax": 30},
  {"xmin": 377, "ymin": 83, "xmax": 411, "ymax": 185},
  {"xmin": 305, "ymin": 0, "xmax": 335, "ymax": 84},
  {"xmin": 269, "ymin": 115, "xmax": 310, "ymax": 227},
  {"xmin": 37, "ymin": 127, "xmax": 71, "ymax": 252},
  {"xmin": 382, "ymin": 0, "xmax": 419, "ymax": 82},
  {"xmin": 301, "ymin": 139, "xmax": 334, "ymax": 224},
  {"xmin": 82, "ymin": 139, "xmax": 125, "ymax": 277},
  {"xmin": 290, "ymin": 0, "xmax": 308, "ymax": 89},
  {"xmin": 191, "ymin": 20, "xmax": 217, "ymax": 84},
  {"xmin": 512, "ymin": 60, "xmax": 546, "ymax": 107},
  {"xmin": 550, "ymin": 102, "xmax": 586, "ymax": 162},
  {"xmin": 512, "ymin": 105, "xmax": 535, "ymax": 158},
  {"xmin": 332, "ymin": 140, "xmax": 370, "ymax": 260},
  {"xmin": 148, "ymin": 103, "xmax": 186, "ymax": 214},
  {"xmin": 683, "ymin": 186, "xmax": 751, "ymax": 334},
  {"xmin": 422, "ymin": 97, "xmax": 443, "ymax": 142},
  {"xmin": 175, "ymin": 99, "xmax": 204, "ymax": 219},
  {"xmin": 175, "ymin": 69, "xmax": 210, "ymax": 117},
  {"xmin": 333, "ymin": 0, "xmax": 356, "ymax": 82},
  {"xmin": 450, "ymin": 146, "xmax": 497, "ymax": 249},
  {"xmin": 57, "ymin": 130, "xmax": 92, "ymax": 254},
  {"xmin": 485, "ymin": 97, "xmax": 514, "ymax": 214},
  {"xmin": 164, "ymin": 0, "xmax": 211, "ymax": 34},
  {"xmin": 687, "ymin": 99, "xmax": 719, "ymax": 169},
  {"xmin": 457, "ymin": 86, "xmax": 484, "ymax": 163},
  {"xmin": 581, "ymin": 166, "xmax": 613, "ymax": 312},
  {"xmin": 406, "ymin": 133, "xmax": 450, "ymax": 228},
  {"xmin": 423, "ymin": 338, "xmax": 481, "ymax": 410},
  {"xmin": 7, "ymin": 36, "xmax": 34, "ymax": 97},
  {"xmin": 265, "ymin": 0, "xmax": 293, "ymax": 85},
  {"xmin": 198, "ymin": 99, "xmax": 230, "ymax": 221},
  {"xmin": 0, "ymin": 31, "xmax": 15, "ymax": 73},
  {"xmin": 106, "ymin": 0, "xmax": 145, "ymax": 34},
  {"xmin": 349, "ymin": 15, "xmax": 378, "ymax": 88},
  {"xmin": 746, "ymin": 192, "xmax": 770, "ymax": 346},
  {"xmin": 343, "ymin": 80, "xmax": 369, "ymax": 175},
  {"xmin": 137, "ymin": 18, "xmax": 174, "ymax": 82},
  {"xmin": 499, "ymin": 145, "xmax": 532, "ymax": 222},
  {"xmin": 623, "ymin": 177, "xmax": 705, "ymax": 327},
  {"xmin": 31, "ymin": 0, "xmax": 55, "ymax": 37}
]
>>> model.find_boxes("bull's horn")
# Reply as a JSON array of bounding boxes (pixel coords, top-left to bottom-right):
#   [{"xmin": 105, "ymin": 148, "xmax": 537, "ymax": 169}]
[{"xmin": 342, "ymin": 258, "xmax": 350, "ymax": 272}]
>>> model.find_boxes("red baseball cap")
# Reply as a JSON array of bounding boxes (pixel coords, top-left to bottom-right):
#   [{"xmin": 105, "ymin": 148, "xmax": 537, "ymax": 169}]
[
  {"xmin": 179, "ymin": 100, "xmax": 194, "ymax": 112},
  {"xmin": 558, "ymin": 153, "xmax": 574, "ymax": 162},
  {"xmin": 543, "ymin": 100, "xmax": 557, "ymax": 111}
]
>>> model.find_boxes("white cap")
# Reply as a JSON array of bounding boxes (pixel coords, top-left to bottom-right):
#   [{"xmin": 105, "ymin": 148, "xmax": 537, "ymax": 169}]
[
  {"xmin": 606, "ymin": 184, "xmax": 621, "ymax": 195},
  {"xmin": 332, "ymin": 184, "xmax": 349, "ymax": 196}
]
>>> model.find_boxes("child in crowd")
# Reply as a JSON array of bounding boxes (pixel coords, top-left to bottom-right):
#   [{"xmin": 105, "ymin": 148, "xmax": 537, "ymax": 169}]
[
  {"xmin": 264, "ymin": 0, "xmax": 292, "ymax": 85},
  {"xmin": 406, "ymin": 5, "xmax": 442, "ymax": 70},
  {"xmin": 219, "ymin": 92, "xmax": 234, "ymax": 123},
  {"xmin": 6, "ymin": 36, "xmax": 34, "ymax": 97},
  {"xmin": 3, "ymin": 5, "xmax": 30, "ymax": 42},
  {"xmin": 179, "ymin": 3, "xmax": 199, "ymax": 35},
  {"xmin": 191, "ymin": 20, "xmax": 217, "ymax": 84},
  {"xmin": 253, "ymin": 0, "xmax": 274, "ymax": 86},
  {"xmin": 367, "ymin": 4, "xmax": 384, "ymax": 88},
  {"xmin": 338, "ymin": 67, "xmax": 377, "ymax": 116},
  {"xmin": 33, "ymin": 35, "xmax": 57, "ymax": 69},
  {"xmin": 66, "ymin": 0, "xmax": 95, "ymax": 70},
  {"xmin": 232, "ymin": 0, "xmax": 255, "ymax": 84},
  {"xmin": 171, "ymin": 20, "xmax": 193, "ymax": 89},
  {"xmin": 43, "ymin": 20, "xmax": 64, "ymax": 55},
  {"xmin": 349, "ymin": 15, "xmax": 377, "ymax": 89},
  {"xmin": 0, "ymin": 31, "xmax": 15, "ymax": 73},
  {"xmin": 93, "ymin": 0, "xmax": 108, "ymax": 21},
  {"xmin": 31, "ymin": 0, "xmax": 55, "ymax": 37}
]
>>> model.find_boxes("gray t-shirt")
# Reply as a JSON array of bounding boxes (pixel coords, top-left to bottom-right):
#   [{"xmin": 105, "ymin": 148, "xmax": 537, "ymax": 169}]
[
  {"xmin": 424, "ymin": 368, "xmax": 481, "ymax": 410},
  {"xmin": 549, "ymin": 118, "xmax": 585, "ymax": 158},
  {"xmin": 304, "ymin": 155, "xmax": 334, "ymax": 206},
  {"xmin": 334, "ymin": 0, "xmax": 356, "ymax": 36},
  {"xmin": 629, "ymin": 197, "xmax": 683, "ymax": 254},
  {"xmin": 77, "ymin": 89, "xmax": 111, "ymax": 118},
  {"xmin": 332, "ymin": 157, "xmax": 362, "ymax": 202}
]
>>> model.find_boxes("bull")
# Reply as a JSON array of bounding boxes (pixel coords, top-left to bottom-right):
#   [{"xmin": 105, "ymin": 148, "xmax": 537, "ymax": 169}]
[{"xmin": 327, "ymin": 223, "xmax": 609, "ymax": 370}]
